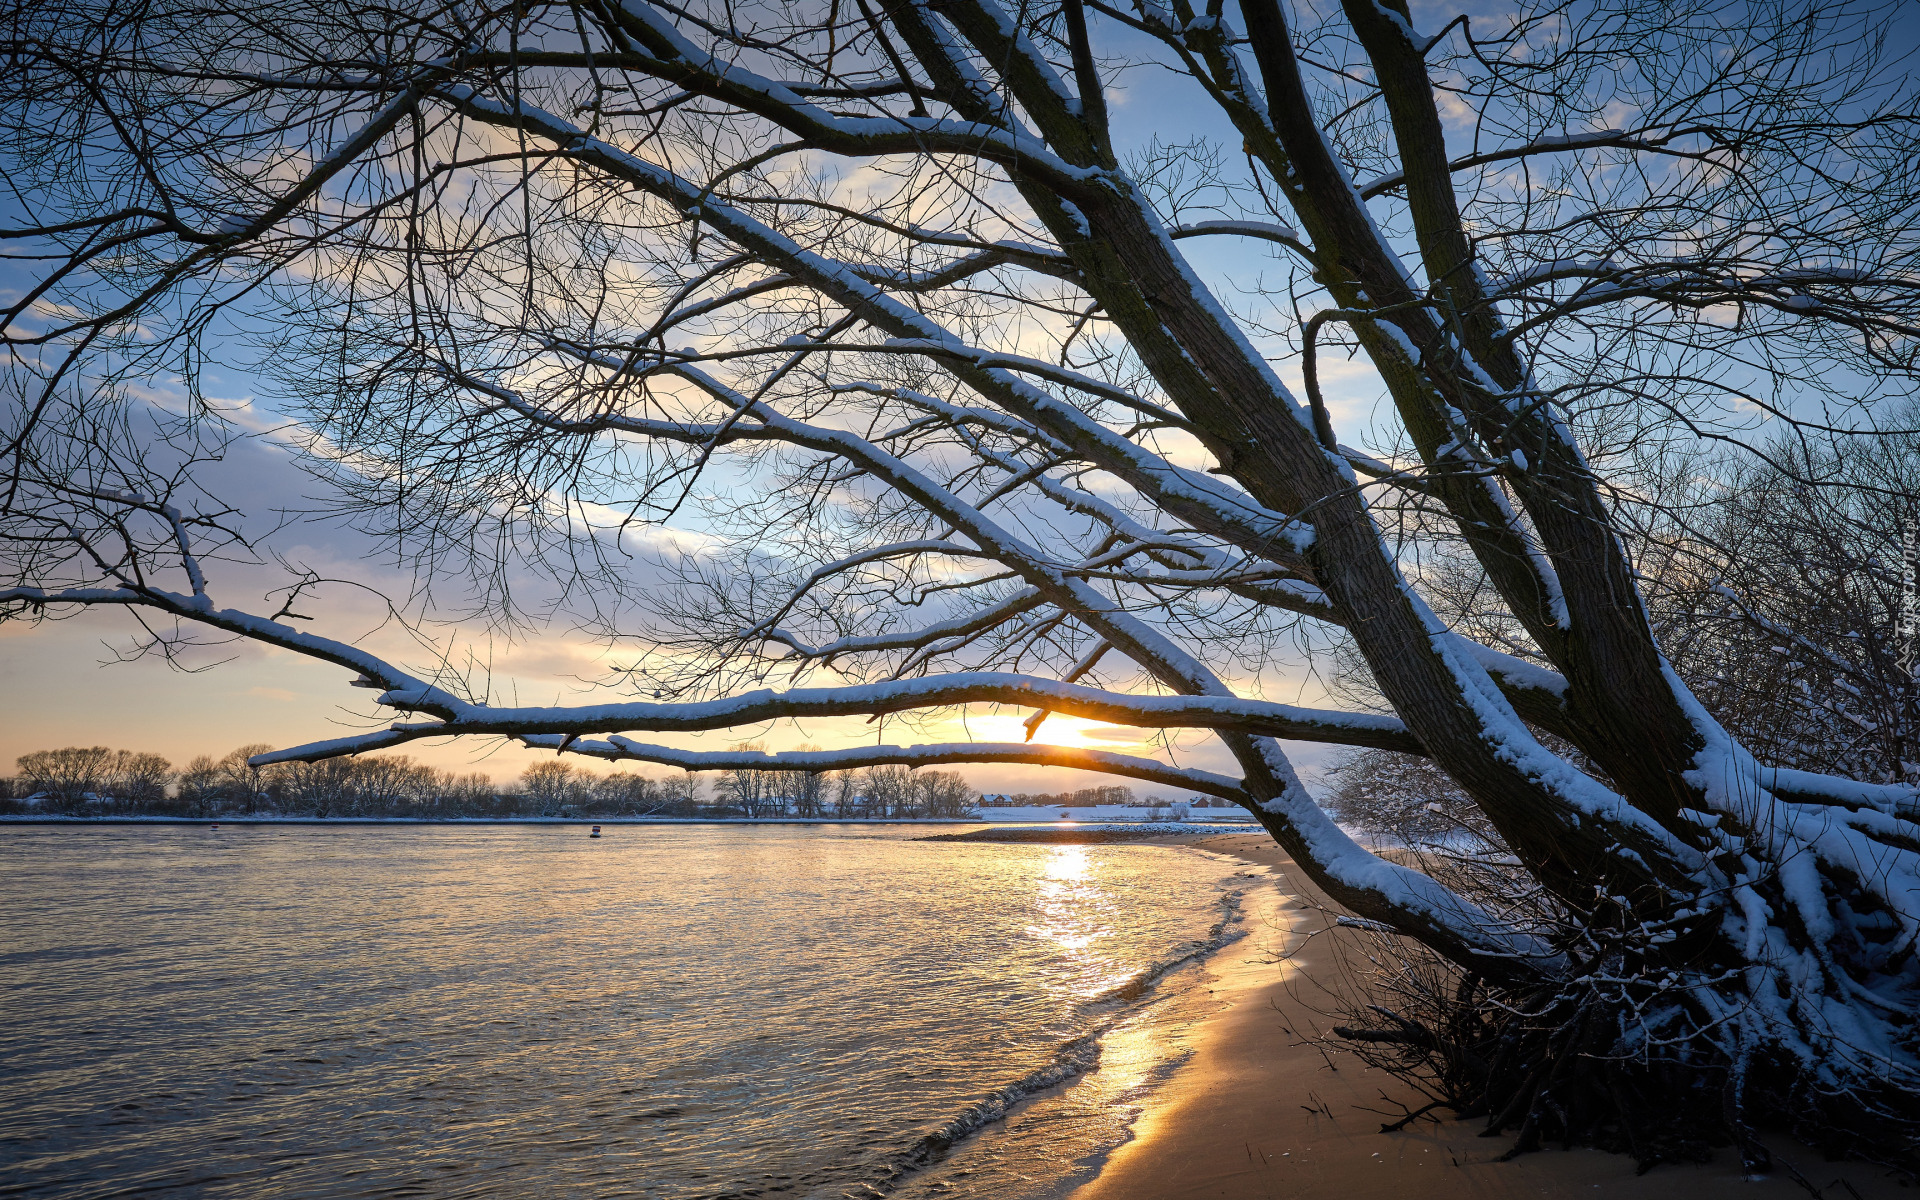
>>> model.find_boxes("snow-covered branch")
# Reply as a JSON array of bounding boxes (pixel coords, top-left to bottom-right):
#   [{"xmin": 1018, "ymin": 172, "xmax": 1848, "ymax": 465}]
[
  {"xmin": 357, "ymin": 670, "xmax": 1423, "ymax": 747},
  {"xmin": 516, "ymin": 735, "xmax": 1253, "ymax": 800}
]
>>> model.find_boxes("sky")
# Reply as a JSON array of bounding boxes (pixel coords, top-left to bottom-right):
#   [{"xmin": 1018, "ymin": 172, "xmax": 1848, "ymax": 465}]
[
  {"xmin": 6, "ymin": 0, "xmax": 1888, "ymax": 796},
  {"xmin": 0, "ymin": 341, "xmax": 1365, "ymax": 793},
  {"xmin": 0, "ymin": 2, "xmax": 1392, "ymax": 797}
]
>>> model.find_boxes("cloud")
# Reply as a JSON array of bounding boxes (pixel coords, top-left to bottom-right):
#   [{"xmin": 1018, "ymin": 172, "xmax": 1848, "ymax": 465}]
[{"xmin": 1077, "ymin": 724, "xmax": 1149, "ymax": 745}]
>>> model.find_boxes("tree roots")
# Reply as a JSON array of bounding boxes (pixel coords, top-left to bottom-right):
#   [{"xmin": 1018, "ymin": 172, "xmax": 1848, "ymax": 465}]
[{"xmin": 1330, "ymin": 954, "xmax": 1920, "ymax": 1182}]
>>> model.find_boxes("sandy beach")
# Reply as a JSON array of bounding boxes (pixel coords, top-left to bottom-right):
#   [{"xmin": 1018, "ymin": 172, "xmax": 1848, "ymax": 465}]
[{"xmin": 1068, "ymin": 832, "xmax": 1911, "ymax": 1200}]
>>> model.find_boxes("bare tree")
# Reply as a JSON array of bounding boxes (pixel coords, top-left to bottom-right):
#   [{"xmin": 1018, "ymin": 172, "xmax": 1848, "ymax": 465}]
[
  {"xmin": 442, "ymin": 770, "xmax": 500, "ymax": 814},
  {"xmin": 593, "ymin": 771, "xmax": 668, "ymax": 814},
  {"xmin": 2, "ymin": 0, "xmax": 1918, "ymax": 1166},
  {"xmin": 108, "ymin": 751, "xmax": 174, "ymax": 805},
  {"xmin": 519, "ymin": 760, "xmax": 584, "ymax": 811},
  {"xmin": 271, "ymin": 756, "xmax": 361, "ymax": 816},
  {"xmin": 171, "ymin": 743, "xmax": 269, "ymax": 811},
  {"xmin": 831, "ymin": 771, "xmax": 866, "ymax": 819},
  {"xmin": 16, "ymin": 746, "xmax": 115, "ymax": 801},
  {"xmin": 173, "ymin": 755, "xmax": 225, "ymax": 810},
  {"xmin": 1643, "ymin": 427, "xmax": 1920, "ymax": 783},
  {"xmin": 790, "ymin": 768, "xmax": 830, "ymax": 818},
  {"xmin": 1323, "ymin": 745, "xmax": 1500, "ymax": 849},
  {"xmin": 714, "ymin": 740, "xmax": 791, "ymax": 815},
  {"xmin": 859, "ymin": 765, "xmax": 919, "ymax": 819},
  {"xmin": 15, "ymin": 745, "xmax": 171, "ymax": 810},
  {"xmin": 663, "ymin": 770, "xmax": 704, "ymax": 814},
  {"xmin": 913, "ymin": 769, "xmax": 976, "ymax": 818},
  {"xmin": 787, "ymin": 744, "xmax": 834, "ymax": 816}
]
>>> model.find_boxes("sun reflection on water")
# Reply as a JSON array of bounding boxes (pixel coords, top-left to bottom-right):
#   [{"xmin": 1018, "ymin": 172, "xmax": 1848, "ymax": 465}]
[
  {"xmin": 0, "ymin": 825, "xmax": 1256, "ymax": 1200},
  {"xmin": 1045, "ymin": 844, "xmax": 1091, "ymax": 881},
  {"xmin": 1028, "ymin": 845, "xmax": 1134, "ymax": 995}
]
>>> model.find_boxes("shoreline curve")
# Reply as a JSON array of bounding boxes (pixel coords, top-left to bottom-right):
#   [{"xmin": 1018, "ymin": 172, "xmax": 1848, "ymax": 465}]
[{"xmin": 1066, "ymin": 832, "xmax": 1909, "ymax": 1200}]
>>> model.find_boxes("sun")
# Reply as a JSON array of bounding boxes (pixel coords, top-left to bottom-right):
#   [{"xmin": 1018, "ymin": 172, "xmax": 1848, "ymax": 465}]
[{"xmin": 949, "ymin": 712, "xmax": 1149, "ymax": 751}]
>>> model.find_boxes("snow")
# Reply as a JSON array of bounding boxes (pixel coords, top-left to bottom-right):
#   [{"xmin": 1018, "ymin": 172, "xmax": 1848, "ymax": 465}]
[
  {"xmin": 975, "ymin": 804, "xmax": 1238, "ymax": 824},
  {"xmin": 1170, "ymin": 219, "xmax": 1302, "ymax": 244},
  {"xmin": 1253, "ymin": 761, "xmax": 1566, "ymax": 972},
  {"xmin": 374, "ymin": 669, "xmax": 1413, "ymax": 743},
  {"xmin": 1659, "ymin": 656, "xmax": 1920, "ymax": 980},
  {"xmin": 1366, "ymin": 0, "xmax": 1422, "ymax": 46},
  {"xmin": 518, "ymin": 735, "xmax": 1253, "ymax": 798},
  {"xmin": 1443, "ymin": 633, "xmax": 1566, "ymax": 698},
  {"xmin": 1492, "ymin": 257, "xmax": 1617, "ymax": 292},
  {"xmin": 449, "ymin": 96, "xmax": 1310, "ymax": 569},
  {"xmin": 1531, "ymin": 128, "xmax": 1627, "ymax": 148}
]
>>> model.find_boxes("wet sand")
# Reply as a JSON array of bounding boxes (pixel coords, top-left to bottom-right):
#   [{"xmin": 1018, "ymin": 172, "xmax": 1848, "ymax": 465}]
[{"xmin": 1069, "ymin": 832, "xmax": 1910, "ymax": 1200}]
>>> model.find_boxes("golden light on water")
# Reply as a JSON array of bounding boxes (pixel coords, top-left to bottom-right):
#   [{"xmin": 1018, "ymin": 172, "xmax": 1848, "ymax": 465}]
[
  {"xmin": 1045, "ymin": 845, "xmax": 1092, "ymax": 881},
  {"xmin": 1029, "ymin": 846, "xmax": 1123, "ymax": 988}
]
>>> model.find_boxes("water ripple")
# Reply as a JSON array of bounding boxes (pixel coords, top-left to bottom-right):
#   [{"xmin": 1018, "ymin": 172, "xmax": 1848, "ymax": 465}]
[{"xmin": 0, "ymin": 825, "xmax": 1250, "ymax": 1199}]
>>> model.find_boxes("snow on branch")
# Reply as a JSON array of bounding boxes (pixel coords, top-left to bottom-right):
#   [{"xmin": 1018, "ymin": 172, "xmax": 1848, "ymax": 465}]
[
  {"xmin": 518, "ymin": 734, "xmax": 1253, "ymax": 800},
  {"xmin": 333, "ymin": 670, "xmax": 1425, "ymax": 748},
  {"xmin": 448, "ymin": 19, "xmax": 1106, "ymax": 193},
  {"xmin": 875, "ymin": 338, "xmax": 1188, "ymax": 425},
  {"xmin": 1169, "ymin": 218, "xmax": 1306, "ymax": 251},
  {"xmin": 2, "ymin": 582, "xmax": 454, "ymax": 705},
  {"xmin": 433, "ymin": 87, "xmax": 1319, "ymax": 565},
  {"xmin": 1, "ymin": 585, "xmax": 152, "ymax": 609}
]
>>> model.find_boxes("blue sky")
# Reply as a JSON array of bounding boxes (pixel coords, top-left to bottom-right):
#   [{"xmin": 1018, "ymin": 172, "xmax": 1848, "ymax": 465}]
[{"xmin": 4, "ymin": 0, "xmax": 1904, "ymax": 794}]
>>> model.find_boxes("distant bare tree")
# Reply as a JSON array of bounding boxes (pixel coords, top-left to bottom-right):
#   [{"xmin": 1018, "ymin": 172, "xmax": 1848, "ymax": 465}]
[
  {"xmin": 913, "ymin": 770, "xmax": 976, "ymax": 818},
  {"xmin": 173, "ymin": 756, "xmax": 223, "ymax": 809},
  {"xmin": 831, "ymin": 772, "xmax": 866, "ymax": 820},
  {"xmin": 2, "ymin": 0, "xmax": 1918, "ymax": 1166},
  {"xmin": 790, "ymin": 770, "xmax": 830, "ymax": 818},
  {"xmin": 786, "ymin": 745, "xmax": 832, "ymax": 817},
  {"xmin": 591, "ymin": 771, "xmax": 661, "ymax": 814},
  {"xmin": 859, "ymin": 766, "xmax": 917, "ymax": 819},
  {"xmin": 442, "ymin": 771, "xmax": 499, "ymax": 813},
  {"xmin": 519, "ymin": 761, "xmax": 584, "ymax": 811},
  {"xmin": 270, "ymin": 757, "xmax": 360, "ymax": 816},
  {"xmin": 714, "ymin": 741, "xmax": 788, "ymax": 815},
  {"xmin": 101, "ymin": 750, "xmax": 174, "ymax": 807},
  {"xmin": 16, "ymin": 746, "xmax": 114, "ymax": 801},
  {"xmin": 663, "ymin": 770, "xmax": 704, "ymax": 814}
]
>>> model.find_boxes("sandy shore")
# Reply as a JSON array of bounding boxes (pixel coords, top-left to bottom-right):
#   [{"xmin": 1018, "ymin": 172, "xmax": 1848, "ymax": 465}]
[{"xmin": 1069, "ymin": 832, "xmax": 1910, "ymax": 1200}]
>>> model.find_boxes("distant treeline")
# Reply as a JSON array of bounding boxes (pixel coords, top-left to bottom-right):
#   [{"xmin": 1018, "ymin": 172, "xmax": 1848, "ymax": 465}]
[
  {"xmin": 2, "ymin": 745, "xmax": 982, "ymax": 819},
  {"xmin": 979, "ymin": 784, "xmax": 1234, "ymax": 809}
]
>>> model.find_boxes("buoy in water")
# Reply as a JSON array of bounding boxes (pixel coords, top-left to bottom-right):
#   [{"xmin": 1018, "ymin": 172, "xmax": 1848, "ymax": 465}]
[
  {"xmin": 590, "ymin": 825, "xmax": 602, "ymax": 838},
  {"xmin": 210, "ymin": 823, "xmax": 219, "ymax": 831}
]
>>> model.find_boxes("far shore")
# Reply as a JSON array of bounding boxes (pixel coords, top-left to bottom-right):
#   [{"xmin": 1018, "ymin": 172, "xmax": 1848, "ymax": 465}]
[
  {"xmin": 0, "ymin": 814, "xmax": 984, "ymax": 826},
  {"xmin": 1068, "ymin": 833, "xmax": 1910, "ymax": 1200},
  {"xmin": 0, "ymin": 815, "xmax": 1260, "ymax": 829},
  {"xmin": 922, "ymin": 825, "xmax": 1248, "ymax": 843}
]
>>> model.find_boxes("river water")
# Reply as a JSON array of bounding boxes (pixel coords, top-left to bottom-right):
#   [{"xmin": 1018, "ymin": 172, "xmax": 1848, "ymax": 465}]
[{"xmin": 0, "ymin": 824, "xmax": 1273, "ymax": 1198}]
